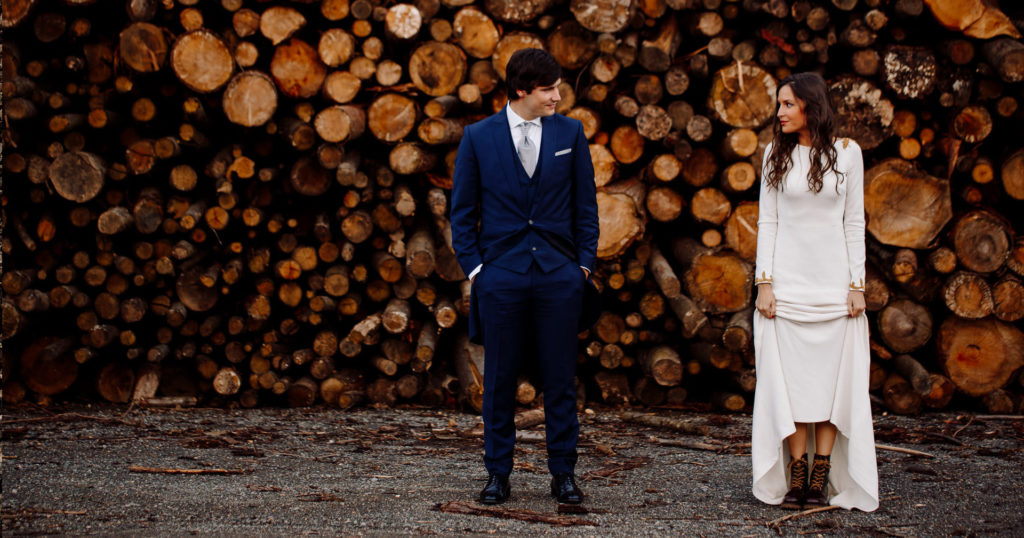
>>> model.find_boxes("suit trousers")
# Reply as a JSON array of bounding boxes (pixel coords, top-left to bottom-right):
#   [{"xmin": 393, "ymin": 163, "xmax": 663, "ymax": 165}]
[{"xmin": 475, "ymin": 260, "xmax": 584, "ymax": 476}]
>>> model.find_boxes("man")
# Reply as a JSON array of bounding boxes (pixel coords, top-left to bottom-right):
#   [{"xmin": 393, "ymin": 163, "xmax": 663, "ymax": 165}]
[{"xmin": 450, "ymin": 48, "xmax": 599, "ymax": 505}]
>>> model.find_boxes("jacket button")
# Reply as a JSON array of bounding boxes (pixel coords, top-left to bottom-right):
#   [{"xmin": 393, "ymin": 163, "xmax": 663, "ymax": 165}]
[
  {"xmin": 531, "ymin": 247, "xmax": 537, "ymax": 251},
  {"xmin": 528, "ymin": 219, "xmax": 533, "ymax": 225}
]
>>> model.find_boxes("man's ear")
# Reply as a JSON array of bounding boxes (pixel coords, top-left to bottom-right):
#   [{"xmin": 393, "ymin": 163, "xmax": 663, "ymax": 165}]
[{"xmin": 515, "ymin": 89, "xmax": 527, "ymax": 100}]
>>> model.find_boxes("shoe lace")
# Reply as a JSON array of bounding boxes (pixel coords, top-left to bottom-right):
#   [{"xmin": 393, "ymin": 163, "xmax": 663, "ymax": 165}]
[
  {"xmin": 809, "ymin": 460, "xmax": 830, "ymax": 492},
  {"xmin": 789, "ymin": 458, "xmax": 807, "ymax": 490}
]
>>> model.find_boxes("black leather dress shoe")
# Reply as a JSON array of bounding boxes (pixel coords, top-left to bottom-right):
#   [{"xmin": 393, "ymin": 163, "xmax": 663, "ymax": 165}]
[
  {"xmin": 478, "ymin": 473, "xmax": 511, "ymax": 505},
  {"xmin": 550, "ymin": 473, "xmax": 584, "ymax": 504}
]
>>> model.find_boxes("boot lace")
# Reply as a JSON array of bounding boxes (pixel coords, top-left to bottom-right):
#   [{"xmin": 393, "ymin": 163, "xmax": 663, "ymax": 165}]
[
  {"xmin": 809, "ymin": 459, "xmax": 830, "ymax": 493},
  {"xmin": 788, "ymin": 458, "xmax": 807, "ymax": 490}
]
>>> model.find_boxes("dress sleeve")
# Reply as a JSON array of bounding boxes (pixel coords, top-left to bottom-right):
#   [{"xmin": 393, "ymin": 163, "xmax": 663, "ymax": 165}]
[
  {"xmin": 843, "ymin": 139, "xmax": 866, "ymax": 291},
  {"xmin": 755, "ymin": 143, "xmax": 778, "ymax": 286}
]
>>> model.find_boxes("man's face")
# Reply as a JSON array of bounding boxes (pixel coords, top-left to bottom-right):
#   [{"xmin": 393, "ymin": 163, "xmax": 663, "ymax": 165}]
[{"xmin": 515, "ymin": 79, "xmax": 561, "ymax": 119}]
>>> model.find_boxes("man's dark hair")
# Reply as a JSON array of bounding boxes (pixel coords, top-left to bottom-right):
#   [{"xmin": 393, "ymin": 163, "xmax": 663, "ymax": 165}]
[{"xmin": 505, "ymin": 49, "xmax": 561, "ymax": 100}]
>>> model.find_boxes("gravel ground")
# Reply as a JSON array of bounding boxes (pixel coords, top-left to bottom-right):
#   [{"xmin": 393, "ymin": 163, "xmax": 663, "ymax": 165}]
[{"xmin": 3, "ymin": 404, "xmax": 1023, "ymax": 536}]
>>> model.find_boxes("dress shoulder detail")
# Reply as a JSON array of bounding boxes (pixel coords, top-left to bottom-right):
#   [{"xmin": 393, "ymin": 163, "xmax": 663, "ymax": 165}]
[{"xmin": 837, "ymin": 137, "xmax": 863, "ymax": 154}]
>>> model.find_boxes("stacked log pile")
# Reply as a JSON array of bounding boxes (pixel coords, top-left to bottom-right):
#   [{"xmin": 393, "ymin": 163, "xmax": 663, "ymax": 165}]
[{"xmin": 4, "ymin": 0, "xmax": 1024, "ymax": 415}]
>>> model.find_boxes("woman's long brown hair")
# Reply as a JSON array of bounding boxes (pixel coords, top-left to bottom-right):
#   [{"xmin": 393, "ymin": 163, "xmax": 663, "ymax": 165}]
[{"xmin": 765, "ymin": 73, "xmax": 843, "ymax": 193}]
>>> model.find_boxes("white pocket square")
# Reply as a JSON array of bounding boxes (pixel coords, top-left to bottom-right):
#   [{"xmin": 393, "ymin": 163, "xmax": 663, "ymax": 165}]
[{"xmin": 554, "ymin": 148, "xmax": 572, "ymax": 156}]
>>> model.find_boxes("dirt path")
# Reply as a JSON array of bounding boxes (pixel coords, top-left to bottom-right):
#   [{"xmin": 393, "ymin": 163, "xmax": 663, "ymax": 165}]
[{"xmin": 3, "ymin": 405, "xmax": 1022, "ymax": 536}]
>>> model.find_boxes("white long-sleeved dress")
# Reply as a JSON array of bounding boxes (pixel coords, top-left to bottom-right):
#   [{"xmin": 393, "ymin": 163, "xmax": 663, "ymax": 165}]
[{"xmin": 751, "ymin": 139, "xmax": 879, "ymax": 512}]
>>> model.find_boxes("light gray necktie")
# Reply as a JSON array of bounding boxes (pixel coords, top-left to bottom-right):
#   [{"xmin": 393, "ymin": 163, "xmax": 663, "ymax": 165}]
[{"xmin": 518, "ymin": 122, "xmax": 537, "ymax": 177}]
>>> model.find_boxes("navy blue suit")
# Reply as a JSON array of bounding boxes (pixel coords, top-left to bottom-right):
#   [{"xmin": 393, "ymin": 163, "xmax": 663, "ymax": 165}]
[{"xmin": 450, "ymin": 107, "xmax": 598, "ymax": 476}]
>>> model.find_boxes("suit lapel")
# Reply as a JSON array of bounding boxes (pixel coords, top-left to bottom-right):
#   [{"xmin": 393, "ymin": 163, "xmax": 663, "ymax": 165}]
[{"xmin": 537, "ymin": 114, "xmax": 559, "ymax": 188}]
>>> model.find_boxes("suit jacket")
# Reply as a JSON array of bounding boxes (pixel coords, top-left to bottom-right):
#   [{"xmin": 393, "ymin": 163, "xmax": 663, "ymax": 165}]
[{"xmin": 450, "ymin": 107, "xmax": 599, "ymax": 343}]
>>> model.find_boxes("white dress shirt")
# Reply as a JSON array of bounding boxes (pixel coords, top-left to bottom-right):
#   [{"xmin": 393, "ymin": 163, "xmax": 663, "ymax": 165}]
[
  {"xmin": 507, "ymin": 103, "xmax": 542, "ymax": 156},
  {"xmin": 468, "ymin": 103, "xmax": 589, "ymax": 282}
]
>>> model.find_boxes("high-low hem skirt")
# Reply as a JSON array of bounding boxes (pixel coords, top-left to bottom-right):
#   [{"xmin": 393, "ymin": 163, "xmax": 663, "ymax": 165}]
[{"xmin": 751, "ymin": 300, "xmax": 879, "ymax": 512}]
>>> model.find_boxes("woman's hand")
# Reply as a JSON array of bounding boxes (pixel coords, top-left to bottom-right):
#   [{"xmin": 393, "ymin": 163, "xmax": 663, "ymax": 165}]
[
  {"xmin": 847, "ymin": 290, "xmax": 866, "ymax": 317},
  {"xmin": 755, "ymin": 283, "xmax": 776, "ymax": 319}
]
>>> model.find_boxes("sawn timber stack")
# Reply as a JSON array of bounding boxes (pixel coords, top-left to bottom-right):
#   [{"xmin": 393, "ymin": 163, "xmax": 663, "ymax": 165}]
[{"xmin": 4, "ymin": 0, "xmax": 1024, "ymax": 415}]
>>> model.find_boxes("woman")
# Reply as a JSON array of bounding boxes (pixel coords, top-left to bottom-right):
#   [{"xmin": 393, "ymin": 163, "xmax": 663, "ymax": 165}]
[{"xmin": 751, "ymin": 72, "xmax": 879, "ymax": 512}]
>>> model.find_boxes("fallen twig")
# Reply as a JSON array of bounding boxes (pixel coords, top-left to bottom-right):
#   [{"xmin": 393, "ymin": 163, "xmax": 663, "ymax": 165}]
[
  {"xmin": 298, "ymin": 493, "xmax": 344, "ymax": 502},
  {"xmin": 649, "ymin": 436, "xmax": 724, "ymax": 452},
  {"xmin": 953, "ymin": 415, "xmax": 975, "ymax": 438},
  {"xmin": 516, "ymin": 431, "xmax": 545, "ymax": 442},
  {"xmin": 913, "ymin": 429, "xmax": 967, "ymax": 447},
  {"xmin": 648, "ymin": 436, "xmax": 751, "ymax": 453},
  {"xmin": 1, "ymin": 413, "xmax": 142, "ymax": 427},
  {"xmin": 588, "ymin": 443, "xmax": 617, "ymax": 457},
  {"xmin": 620, "ymin": 412, "xmax": 709, "ymax": 435},
  {"xmin": 462, "ymin": 424, "xmax": 546, "ymax": 443},
  {"xmin": 119, "ymin": 400, "xmax": 136, "ymax": 419},
  {"xmin": 2, "ymin": 508, "xmax": 87, "ymax": 518},
  {"xmin": 433, "ymin": 501, "xmax": 597, "ymax": 527},
  {"xmin": 263, "ymin": 449, "xmax": 343, "ymax": 464},
  {"xmin": 875, "ymin": 443, "xmax": 935, "ymax": 458},
  {"xmin": 581, "ymin": 457, "xmax": 649, "ymax": 480},
  {"xmin": 767, "ymin": 505, "xmax": 839, "ymax": 528},
  {"xmin": 140, "ymin": 396, "xmax": 199, "ymax": 407},
  {"xmin": 973, "ymin": 414, "xmax": 1024, "ymax": 421},
  {"xmin": 129, "ymin": 465, "xmax": 251, "ymax": 475},
  {"xmin": 514, "ymin": 408, "xmax": 545, "ymax": 429},
  {"xmin": 246, "ymin": 484, "xmax": 283, "ymax": 492}
]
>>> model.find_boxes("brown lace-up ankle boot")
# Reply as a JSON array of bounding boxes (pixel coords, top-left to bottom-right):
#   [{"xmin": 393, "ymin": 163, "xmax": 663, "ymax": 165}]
[
  {"xmin": 804, "ymin": 454, "xmax": 831, "ymax": 507},
  {"xmin": 781, "ymin": 455, "xmax": 808, "ymax": 510}
]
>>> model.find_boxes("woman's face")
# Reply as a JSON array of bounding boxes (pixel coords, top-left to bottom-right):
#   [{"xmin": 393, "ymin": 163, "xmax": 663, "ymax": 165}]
[{"xmin": 777, "ymin": 84, "xmax": 808, "ymax": 137}]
